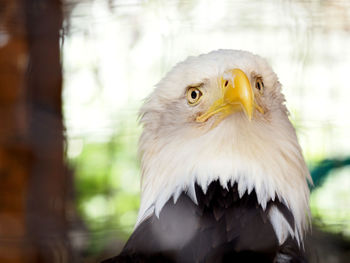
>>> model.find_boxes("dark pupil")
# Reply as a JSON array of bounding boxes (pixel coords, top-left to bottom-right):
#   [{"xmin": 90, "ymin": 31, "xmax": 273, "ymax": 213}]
[
  {"xmin": 191, "ymin": 90, "xmax": 197, "ymax": 99},
  {"xmin": 257, "ymin": 82, "xmax": 261, "ymax": 90}
]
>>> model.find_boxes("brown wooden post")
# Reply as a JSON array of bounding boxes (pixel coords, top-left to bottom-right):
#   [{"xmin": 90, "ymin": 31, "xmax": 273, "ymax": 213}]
[
  {"xmin": 0, "ymin": 0, "xmax": 72, "ymax": 262},
  {"xmin": 0, "ymin": 1, "xmax": 31, "ymax": 262}
]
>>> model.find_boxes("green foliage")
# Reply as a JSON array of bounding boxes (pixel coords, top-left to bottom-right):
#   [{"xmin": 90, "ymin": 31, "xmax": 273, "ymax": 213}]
[
  {"xmin": 69, "ymin": 127, "xmax": 141, "ymax": 256},
  {"xmin": 310, "ymin": 166, "xmax": 350, "ymax": 238}
]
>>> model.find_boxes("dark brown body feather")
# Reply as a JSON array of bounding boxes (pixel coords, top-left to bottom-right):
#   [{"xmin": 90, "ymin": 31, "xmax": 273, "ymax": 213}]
[{"xmin": 102, "ymin": 181, "xmax": 306, "ymax": 263}]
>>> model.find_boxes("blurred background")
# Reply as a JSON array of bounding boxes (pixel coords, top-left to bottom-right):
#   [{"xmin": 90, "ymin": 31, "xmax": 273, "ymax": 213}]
[{"xmin": 0, "ymin": 0, "xmax": 350, "ymax": 262}]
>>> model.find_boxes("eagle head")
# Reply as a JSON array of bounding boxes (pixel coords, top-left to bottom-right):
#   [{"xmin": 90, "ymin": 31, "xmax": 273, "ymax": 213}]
[{"xmin": 137, "ymin": 49, "xmax": 311, "ymax": 246}]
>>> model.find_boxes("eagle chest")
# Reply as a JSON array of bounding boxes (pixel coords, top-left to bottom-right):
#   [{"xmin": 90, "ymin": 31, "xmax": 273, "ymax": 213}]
[{"xmin": 110, "ymin": 181, "xmax": 303, "ymax": 263}]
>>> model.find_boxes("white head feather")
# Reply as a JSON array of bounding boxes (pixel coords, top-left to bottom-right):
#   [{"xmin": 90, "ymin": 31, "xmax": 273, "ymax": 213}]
[{"xmin": 136, "ymin": 49, "xmax": 311, "ymax": 245}]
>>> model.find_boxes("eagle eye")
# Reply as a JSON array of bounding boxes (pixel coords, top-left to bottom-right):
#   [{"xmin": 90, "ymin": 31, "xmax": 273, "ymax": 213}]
[
  {"xmin": 187, "ymin": 87, "xmax": 202, "ymax": 105},
  {"xmin": 255, "ymin": 77, "xmax": 264, "ymax": 93}
]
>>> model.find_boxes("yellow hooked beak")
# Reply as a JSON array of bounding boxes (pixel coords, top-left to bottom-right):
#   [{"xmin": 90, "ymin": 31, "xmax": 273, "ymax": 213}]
[{"xmin": 196, "ymin": 69, "xmax": 262, "ymax": 123}]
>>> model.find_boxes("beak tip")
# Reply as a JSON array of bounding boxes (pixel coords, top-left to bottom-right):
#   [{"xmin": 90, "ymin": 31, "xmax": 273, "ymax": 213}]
[
  {"xmin": 243, "ymin": 106, "xmax": 253, "ymax": 122},
  {"xmin": 247, "ymin": 113, "xmax": 253, "ymax": 122}
]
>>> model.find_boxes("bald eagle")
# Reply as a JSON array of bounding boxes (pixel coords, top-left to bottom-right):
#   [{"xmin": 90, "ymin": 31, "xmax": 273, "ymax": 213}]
[{"xmin": 103, "ymin": 50, "xmax": 311, "ymax": 263}]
